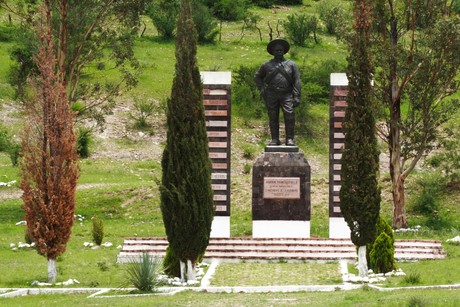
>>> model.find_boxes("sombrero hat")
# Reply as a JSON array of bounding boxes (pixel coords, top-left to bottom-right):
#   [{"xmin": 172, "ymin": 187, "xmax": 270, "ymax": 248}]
[{"xmin": 267, "ymin": 38, "xmax": 290, "ymax": 55}]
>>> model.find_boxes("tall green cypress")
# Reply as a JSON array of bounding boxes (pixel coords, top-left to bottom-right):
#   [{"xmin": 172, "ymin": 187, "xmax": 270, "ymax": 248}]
[
  {"xmin": 159, "ymin": 0, "xmax": 214, "ymax": 281},
  {"xmin": 340, "ymin": 0, "xmax": 381, "ymax": 277}
]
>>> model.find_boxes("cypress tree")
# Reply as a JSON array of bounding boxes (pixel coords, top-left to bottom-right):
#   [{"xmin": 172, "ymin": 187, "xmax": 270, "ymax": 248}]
[
  {"xmin": 159, "ymin": 0, "xmax": 214, "ymax": 282},
  {"xmin": 339, "ymin": 0, "xmax": 381, "ymax": 278},
  {"xmin": 21, "ymin": 0, "xmax": 78, "ymax": 283}
]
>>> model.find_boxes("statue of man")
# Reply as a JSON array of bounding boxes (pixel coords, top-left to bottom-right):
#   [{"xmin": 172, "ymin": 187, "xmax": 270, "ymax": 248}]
[{"xmin": 254, "ymin": 38, "xmax": 301, "ymax": 146}]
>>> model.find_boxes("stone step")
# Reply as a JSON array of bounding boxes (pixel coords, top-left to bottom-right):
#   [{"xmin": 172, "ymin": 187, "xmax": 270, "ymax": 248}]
[{"xmin": 117, "ymin": 237, "xmax": 446, "ymax": 263}]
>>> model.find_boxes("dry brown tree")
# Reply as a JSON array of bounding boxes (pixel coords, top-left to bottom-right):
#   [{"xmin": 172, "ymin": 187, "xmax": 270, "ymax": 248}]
[{"xmin": 20, "ymin": 0, "xmax": 78, "ymax": 283}]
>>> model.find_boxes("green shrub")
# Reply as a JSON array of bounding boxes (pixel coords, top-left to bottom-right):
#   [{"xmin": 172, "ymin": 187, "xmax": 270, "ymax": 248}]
[
  {"xmin": 146, "ymin": 0, "xmax": 180, "ymax": 39},
  {"xmin": 130, "ymin": 97, "xmax": 159, "ymax": 131},
  {"xmin": 125, "ymin": 253, "xmax": 164, "ymax": 292},
  {"xmin": 0, "ymin": 124, "xmax": 21, "ymax": 166},
  {"xmin": 369, "ymin": 232, "xmax": 395, "ymax": 274},
  {"xmin": 317, "ymin": 1, "xmax": 346, "ymax": 35},
  {"xmin": 232, "ymin": 64, "xmax": 266, "ymax": 125},
  {"xmin": 241, "ymin": 143, "xmax": 257, "ymax": 159},
  {"xmin": 91, "ymin": 216, "xmax": 104, "ymax": 246},
  {"xmin": 404, "ymin": 271, "xmax": 421, "ymax": 285},
  {"xmin": 0, "ymin": 23, "xmax": 18, "ymax": 42},
  {"xmin": 275, "ymin": 0, "xmax": 302, "ymax": 4},
  {"xmin": 300, "ymin": 60, "xmax": 347, "ymax": 101},
  {"xmin": 251, "ymin": 0, "xmax": 274, "ymax": 8},
  {"xmin": 97, "ymin": 261, "xmax": 109, "ymax": 272},
  {"xmin": 426, "ymin": 126, "xmax": 460, "ymax": 182},
  {"xmin": 407, "ymin": 296, "xmax": 427, "ymax": 307},
  {"xmin": 77, "ymin": 127, "xmax": 93, "ymax": 159},
  {"xmin": 284, "ymin": 13, "xmax": 319, "ymax": 47},
  {"xmin": 243, "ymin": 163, "xmax": 252, "ymax": 174},
  {"xmin": 193, "ymin": 1, "xmax": 219, "ymax": 43},
  {"xmin": 367, "ymin": 216, "xmax": 395, "ymax": 273},
  {"xmin": 209, "ymin": 0, "xmax": 249, "ymax": 21},
  {"xmin": 409, "ymin": 175, "xmax": 443, "ymax": 215}
]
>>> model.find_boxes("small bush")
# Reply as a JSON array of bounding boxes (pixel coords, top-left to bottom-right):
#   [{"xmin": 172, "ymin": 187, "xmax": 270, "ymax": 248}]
[
  {"xmin": 130, "ymin": 97, "xmax": 159, "ymax": 131},
  {"xmin": 0, "ymin": 124, "xmax": 21, "ymax": 166},
  {"xmin": 274, "ymin": 0, "xmax": 302, "ymax": 4},
  {"xmin": 426, "ymin": 126, "xmax": 460, "ymax": 182},
  {"xmin": 317, "ymin": 1, "xmax": 346, "ymax": 35},
  {"xmin": 243, "ymin": 163, "xmax": 252, "ymax": 174},
  {"xmin": 77, "ymin": 127, "xmax": 93, "ymax": 159},
  {"xmin": 125, "ymin": 253, "xmax": 164, "ymax": 292},
  {"xmin": 369, "ymin": 232, "xmax": 395, "ymax": 274},
  {"xmin": 146, "ymin": 0, "xmax": 180, "ymax": 39},
  {"xmin": 193, "ymin": 1, "xmax": 219, "ymax": 43},
  {"xmin": 97, "ymin": 261, "xmax": 109, "ymax": 272},
  {"xmin": 404, "ymin": 271, "xmax": 421, "ymax": 285},
  {"xmin": 252, "ymin": 0, "xmax": 274, "ymax": 8},
  {"xmin": 284, "ymin": 13, "xmax": 319, "ymax": 47},
  {"xmin": 367, "ymin": 216, "xmax": 395, "ymax": 273},
  {"xmin": 407, "ymin": 296, "xmax": 427, "ymax": 307},
  {"xmin": 210, "ymin": 0, "xmax": 249, "ymax": 21},
  {"xmin": 232, "ymin": 64, "xmax": 266, "ymax": 125},
  {"xmin": 241, "ymin": 143, "xmax": 257, "ymax": 159},
  {"xmin": 0, "ymin": 23, "xmax": 17, "ymax": 42},
  {"xmin": 91, "ymin": 216, "xmax": 104, "ymax": 246}
]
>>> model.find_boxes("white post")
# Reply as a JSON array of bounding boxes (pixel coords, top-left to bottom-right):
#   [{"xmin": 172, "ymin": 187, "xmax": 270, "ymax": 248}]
[
  {"xmin": 48, "ymin": 258, "xmax": 57, "ymax": 283},
  {"xmin": 180, "ymin": 260, "xmax": 186, "ymax": 282},
  {"xmin": 357, "ymin": 245, "xmax": 368, "ymax": 277},
  {"xmin": 186, "ymin": 259, "xmax": 195, "ymax": 281}
]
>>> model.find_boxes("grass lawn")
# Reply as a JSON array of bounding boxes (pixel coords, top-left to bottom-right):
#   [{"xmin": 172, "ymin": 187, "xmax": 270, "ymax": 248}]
[{"xmin": 1, "ymin": 1, "xmax": 460, "ymax": 305}]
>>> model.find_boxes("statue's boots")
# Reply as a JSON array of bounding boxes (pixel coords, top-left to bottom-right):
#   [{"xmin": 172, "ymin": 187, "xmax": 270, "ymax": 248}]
[
  {"xmin": 285, "ymin": 114, "xmax": 295, "ymax": 146},
  {"xmin": 268, "ymin": 110, "xmax": 281, "ymax": 146}
]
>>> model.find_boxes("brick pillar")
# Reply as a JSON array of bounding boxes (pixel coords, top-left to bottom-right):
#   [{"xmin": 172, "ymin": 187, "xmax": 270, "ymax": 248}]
[
  {"xmin": 329, "ymin": 73, "xmax": 351, "ymax": 238},
  {"xmin": 201, "ymin": 72, "xmax": 232, "ymax": 238}
]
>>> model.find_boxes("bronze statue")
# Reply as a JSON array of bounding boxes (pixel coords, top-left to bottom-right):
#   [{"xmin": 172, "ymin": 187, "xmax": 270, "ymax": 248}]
[{"xmin": 254, "ymin": 38, "xmax": 301, "ymax": 146}]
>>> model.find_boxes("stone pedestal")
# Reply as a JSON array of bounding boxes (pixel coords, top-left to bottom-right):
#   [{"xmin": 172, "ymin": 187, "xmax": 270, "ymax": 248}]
[{"xmin": 252, "ymin": 146, "xmax": 311, "ymax": 238}]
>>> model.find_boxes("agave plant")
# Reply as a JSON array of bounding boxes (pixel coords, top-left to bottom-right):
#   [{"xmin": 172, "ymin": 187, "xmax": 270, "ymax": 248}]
[{"xmin": 125, "ymin": 253, "xmax": 164, "ymax": 292}]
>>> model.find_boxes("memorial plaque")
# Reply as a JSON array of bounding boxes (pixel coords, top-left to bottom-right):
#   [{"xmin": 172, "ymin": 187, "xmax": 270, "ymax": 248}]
[{"xmin": 263, "ymin": 177, "xmax": 301, "ymax": 199}]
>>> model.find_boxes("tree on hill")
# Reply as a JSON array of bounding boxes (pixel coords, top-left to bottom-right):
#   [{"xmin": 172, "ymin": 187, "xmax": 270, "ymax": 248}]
[
  {"xmin": 369, "ymin": 0, "xmax": 460, "ymax": 228},
  {"xmin": 20, "ymin": 0, "xmax": 78, "ymax": 283},
  {"xmin": 340, "ymin": 0, "xmax": 381, "ymax": 278},
  {"xmin": 159, "ymin": 0, "xmax": 214, "ymax": 282},
  {"xmin": 1, "ymin": 0, "xmax": 145, "ymax": 129}
]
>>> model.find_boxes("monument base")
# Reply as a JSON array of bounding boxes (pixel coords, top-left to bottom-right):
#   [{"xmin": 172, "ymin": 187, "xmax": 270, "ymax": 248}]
[
  {"xmin": 253, "ymin": 220, "xmax": 310, "ymax": 238},
  {"xmin": 329, "ymin": 217, "xmax": 350, "ymax": 239},
  {"xmin": 210, "ymin": 216, "xmax": 230, "ymax": 238}
]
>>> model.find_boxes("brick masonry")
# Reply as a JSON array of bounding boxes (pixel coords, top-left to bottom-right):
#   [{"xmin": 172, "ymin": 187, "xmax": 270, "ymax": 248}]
[
  {"xmin": 202, "ymin": 72, "xmax": 232, "ymax": 217},
  {"xmin": 329, "ymin": 73, "xmax": 348, "ymax": 218}
]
